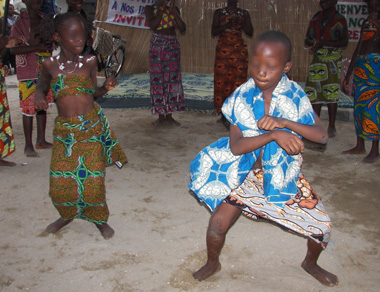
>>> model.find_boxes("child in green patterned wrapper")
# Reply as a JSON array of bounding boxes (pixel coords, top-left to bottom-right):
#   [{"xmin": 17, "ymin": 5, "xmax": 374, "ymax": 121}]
[{"xmin": 34, "ymin": 12, "xmax": 127, "ymax": 240}]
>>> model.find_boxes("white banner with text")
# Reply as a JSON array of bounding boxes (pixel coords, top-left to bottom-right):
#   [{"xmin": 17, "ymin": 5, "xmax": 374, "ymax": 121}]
[
  {"xmin": 102, "ymin": 0, "xmax": 158, "ymax": 29},
  {"xmin": 337, "ymin": 2, "xmax": 367, "ymax": 42}
]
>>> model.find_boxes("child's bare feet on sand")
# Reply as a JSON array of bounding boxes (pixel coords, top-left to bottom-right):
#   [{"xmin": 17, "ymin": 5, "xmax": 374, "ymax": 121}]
[
  {"xmin": 35, "ymin": 141, "xmax": 53, "ymax": 149},
  {"xmin": 95, "ymin": 223, "xmax": 115, "ymax": 240},
  {"xmin": 46, "ymin": 218, "xmax": 73, "ymax": 233},
  {"xmin": 301, "ymin": 260, "xmax": 339, "ymax": 287},
  {"xmin": 0, "ymin": 159, "xmax": 16, "ymax": 167},
  {"xmin": 193, "ymin": 262, "xmax": 221, "ymax": 281},
  {"xmin": 24, "ymin": 146, "xmax": 39, "ymax": 157}
]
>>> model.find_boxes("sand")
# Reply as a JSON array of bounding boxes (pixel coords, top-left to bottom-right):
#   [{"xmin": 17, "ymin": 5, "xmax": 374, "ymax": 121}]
[{"xmin": 1, "ymin": 74, "xmax": 379, "ymax": 292}]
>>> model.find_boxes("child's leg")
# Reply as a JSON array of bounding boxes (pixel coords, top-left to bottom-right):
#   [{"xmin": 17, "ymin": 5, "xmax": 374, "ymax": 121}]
[
  {"xmin": 95, "ymin": 223, "xmax": 115, "ymax": 240},
  {"xmin": 193, "ymin": 202, "xmax": 241, "ymax": 281},
  {"xmin": 327, "ymin": 103, "xmax": 337, "ymax": 138},
  {"xmin": 35, "ymin": 111, "xmax": 53, "ymax": 149},
  {"xmin": 302, "ymin": 238, "xmax": 339, "ymax": 287},
  {"xmin": 342, "ymin": 136, "xmax": 366, "ymax": 155},
  {"xmin": 46, "ymin": 218, "xmax": 73, "ymax": 233},
  {"xmin": 362, "ymin": 140, "xmax": 379, "ymax": 163},
  {"xmin": 23, "ymin": 115, "xmax": 39, "ymax": 157}
]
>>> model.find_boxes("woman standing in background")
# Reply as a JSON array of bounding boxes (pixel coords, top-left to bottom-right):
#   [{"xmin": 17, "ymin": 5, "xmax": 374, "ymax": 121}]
[
  {"xmin": 145, "ymin": 0, "xmax": 186, "ymax": 127},
  {"xmin": 212, "ymin": 0, "xmax": 253, "ymax": 127},
  {"xmin": 342, "ymin": 0, "xmax": 380, "ymax": 163}
]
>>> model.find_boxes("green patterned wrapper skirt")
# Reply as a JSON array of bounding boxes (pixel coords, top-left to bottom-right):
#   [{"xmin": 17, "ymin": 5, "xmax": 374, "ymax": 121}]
[{"xmin": 49, "ymin": 103, "xmax": 127, "ymax": 224}]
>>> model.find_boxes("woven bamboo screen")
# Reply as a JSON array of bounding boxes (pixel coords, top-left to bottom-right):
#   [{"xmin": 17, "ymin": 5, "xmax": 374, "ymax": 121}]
[{"xmin": 95, "ymin": 0, "xmax": 360, "ymax": 81}]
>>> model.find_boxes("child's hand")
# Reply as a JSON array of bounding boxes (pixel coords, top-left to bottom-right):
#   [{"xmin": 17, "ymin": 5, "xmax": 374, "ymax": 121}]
[
  {"xmin": 6, "ymin": 38, "xmax": 19, "ymax": 48},
  {"xmin": 34, "ymin": 96, "xmax": 49, "ymax": 112},
  {"xmin": 272, "ymin": 130, "xmax": 304, "ymax": 155},
  {"xmin": 258, "ymin": 115, "xmax": 286, "ymax": 131},
  {"xmin": 103, "ymin": 77, "xmax": 118, "ymax": 91}
]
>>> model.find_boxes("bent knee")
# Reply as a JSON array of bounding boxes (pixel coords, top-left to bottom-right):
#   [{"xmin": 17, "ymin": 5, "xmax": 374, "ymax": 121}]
[{"xmin": 209, "ymin": 215, "xmax": 232, "ymax": 235}]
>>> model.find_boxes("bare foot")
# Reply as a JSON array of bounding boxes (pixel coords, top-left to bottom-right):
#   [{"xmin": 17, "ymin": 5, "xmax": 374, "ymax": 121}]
[
  {"xmin": 362, "ymin": 152, "xmax": 380, "ymax": 163},
  {"xmin": 301, "ymin": 260, "xmax": 339, "ymax": 287},
  {"xmin": 341, "ymin": 146, "xmax": 366, "ymax": 155},
  {"xmin": 95, "ymin": 223, "xmax": 115, "ymax": 240},
  {"xmin": 35, "ymin": 141, "xmax": 53, "ymax": 149},
  {"xmin": 152, "ymin": 118, "xmax": 166, "ymax": 127},
  {"xmin": 46, "ymin": 218, "xmax": 73, "ymax": 234},
  {"xmin": 0, "ymin": 160, "xmax": 16, "ymax": 167},
  {"xmin": 166, "ymin": 116, "xmax": 181, "ymax": 126},
  {"xmin": 193, "ymin": 262, "xmax": 221, "ymax": 281},
  {"xmin": 327, "ymin": 127, "xmax": 336, "ymax": 138},
  {"xmin": 24, "ymin": 146, "xmax": 39, "ymax": 157}
]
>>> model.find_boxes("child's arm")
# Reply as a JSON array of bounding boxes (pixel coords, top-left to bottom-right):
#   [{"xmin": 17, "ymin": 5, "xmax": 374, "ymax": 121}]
[
  {"xmin": 34, "ymin": 60, "xmax": 52, "ymax": 111},
  {"xmin": 10, "ymin": 41, "xmax": 51, "ymax": 55},
  {"xmin": 94, "ymin": 77, "xmax": 118, "ymax": 98},
  {"xmin": 88, "ymin": 56, "xmax": 118, "ymax": 98},
  {"xmin": 257, "ymin": 114, "xmax": 328, "ymax": 144},
  {"xmin": 229, "ymin": 124, "xmax": 304, "ymax": 156}
]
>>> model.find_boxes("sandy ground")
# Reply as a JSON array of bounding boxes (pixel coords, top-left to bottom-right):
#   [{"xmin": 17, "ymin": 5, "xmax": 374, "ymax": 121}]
[{"xmin": 1, "ymin": 73, "xmax": 380, "ymax": 292}]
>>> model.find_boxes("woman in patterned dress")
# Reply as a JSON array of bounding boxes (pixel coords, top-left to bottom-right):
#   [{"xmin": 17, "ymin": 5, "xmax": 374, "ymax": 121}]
[
  {"xmin": 212, "ymin": 0, "xmax": 253, "ymax": 126},
  {"xmin": 342, "ymin": 0, "xmax": 380, "ymax": 163},
  {"xmin": 145, "ymin": 0, "xmax": 186, "ymax": 126}
]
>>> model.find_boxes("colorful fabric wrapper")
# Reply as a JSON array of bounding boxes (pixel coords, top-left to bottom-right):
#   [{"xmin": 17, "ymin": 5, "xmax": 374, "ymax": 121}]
[
  {"xmin": 0, "ymin": 62, "xmax": 16, "ymax": 159},
  {"xmin": 352, "ymin": 54, "xmax": 380, "ymax": 141},
  {"xmin": 49, "ymin": 103, "xmax": 127, "ymax": 224},
  {"xmin": 304, "ymin": 48, "xmax": 343, "ymax": 104},
  {"xmin": 214, "ymin": 29, "xmax": 248, "ymax": 114},
  {"xmin": 18, "ymin": 52, "xmax": 54, "ymax": 116},
  {"xmin": 226, "ymin": 169, "xmax": 332, "ymax": 248},
  {"xmin": 149, "ymin": 33, "xmax": 185, "ymax": 115},
  {"xmin": 189, "ymin": 74, "xmax": 315, "ymax": 211}
]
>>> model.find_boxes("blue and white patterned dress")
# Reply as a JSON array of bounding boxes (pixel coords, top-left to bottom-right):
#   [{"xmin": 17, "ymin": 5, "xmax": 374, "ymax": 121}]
[{"xmin": 189, "ymin": 74, "xmax": 315, "ymax": 211}]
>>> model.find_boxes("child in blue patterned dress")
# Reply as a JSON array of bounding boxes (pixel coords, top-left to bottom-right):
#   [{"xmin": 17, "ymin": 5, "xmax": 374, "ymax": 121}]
[{"xmin": 190, "ymin": 31, "xmax": 338, "ymax": 286}]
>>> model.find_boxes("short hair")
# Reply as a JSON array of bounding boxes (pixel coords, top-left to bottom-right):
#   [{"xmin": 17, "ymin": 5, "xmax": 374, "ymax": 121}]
[{"xmin": 255, "ymin": 30, "xmax": 292, "ymax": 62}]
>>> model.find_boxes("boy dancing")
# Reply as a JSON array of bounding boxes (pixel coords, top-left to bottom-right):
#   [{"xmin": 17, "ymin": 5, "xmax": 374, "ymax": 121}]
[{"xmin": 189, "ymin": 31, "xmax": 338, "ymax": 287}]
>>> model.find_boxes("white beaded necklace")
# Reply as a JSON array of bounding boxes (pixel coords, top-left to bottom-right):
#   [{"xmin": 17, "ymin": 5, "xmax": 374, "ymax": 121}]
[{"xmin": 56, "ymin": 55, "xmax": 84, "ymax": 74}]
